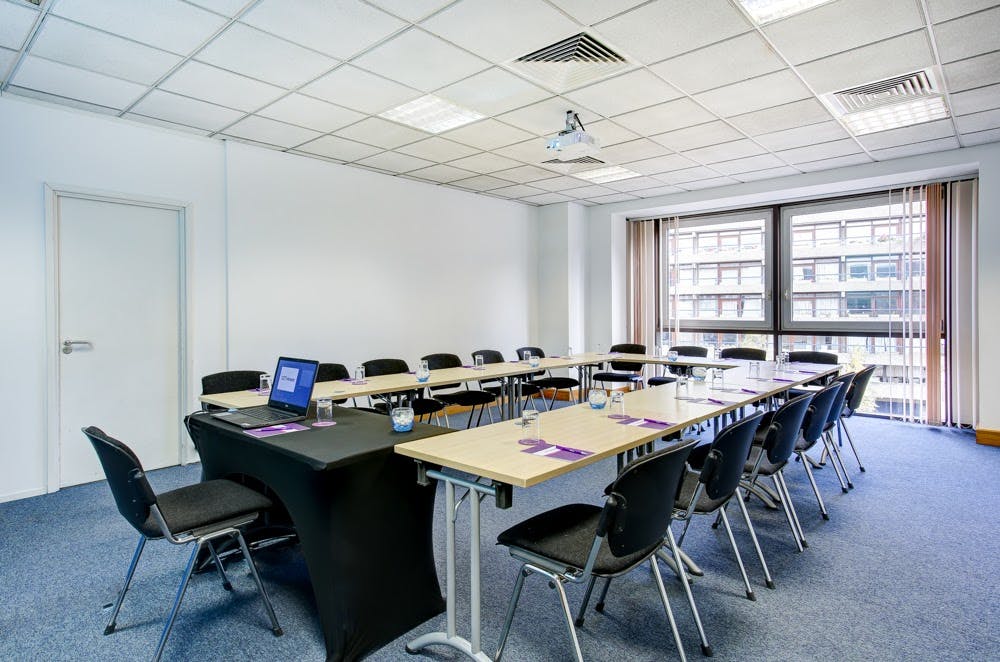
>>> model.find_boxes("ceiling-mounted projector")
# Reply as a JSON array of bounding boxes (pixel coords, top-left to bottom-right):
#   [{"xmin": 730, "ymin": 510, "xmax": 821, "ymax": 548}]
[{"xmin": 545, "ymin": 110, "xmax": 600, "ymax": 158}]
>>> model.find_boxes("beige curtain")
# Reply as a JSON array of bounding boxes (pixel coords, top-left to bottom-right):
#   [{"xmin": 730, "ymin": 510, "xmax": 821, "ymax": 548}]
[
  {"xmin": 925, "ymin": 183, "xmax": 944, "ymax": 424},
  {"xmin": 626, "ymin": 220, "xmax": 658, "ymax": 350}
]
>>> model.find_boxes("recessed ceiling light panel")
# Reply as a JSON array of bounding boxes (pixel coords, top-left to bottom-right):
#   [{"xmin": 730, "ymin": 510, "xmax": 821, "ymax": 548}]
[
  {"xmin": 380, "ymin": 95, "xmax": 484, "ymax": 134},
  {"xmin": 737, "ymin": 0, "xmax": 835, "ymax": 24},
  {"xmin": 574, "ymin": 165, "xmax": 641, "ymax": 184},
  {"xmin": 840, "ymin": 97, "xmax": 949, "ymax": 135}
]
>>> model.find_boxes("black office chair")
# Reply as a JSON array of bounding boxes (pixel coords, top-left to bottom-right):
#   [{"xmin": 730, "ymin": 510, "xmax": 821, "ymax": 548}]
[
  {"xmin": 83, "ymin": 426, "xmax": 282, "ymax": 662},
  {"xmin": 494, "ymin": 442, "xmax": 695, "ymax": 662},
  {"xmin": 838, "ymin": 365, "xmax": 876, "ymax": 472},
  {"xmin": 665, "ymin": 345, "xmax": 708, "ymax": 376},
  {"xmin": 818, "ymin": 372, "xmax": 856, "ymax": 492},
  {"xmin": 421, "ymin": 353, "xmax": 496, "ymax": 428},
  {"xmin": 592, "ymin": 343, "xmax": 646, "ymax": 392},
  {"xmin": 200, "ymin": 370, "xmax": 264, "ymax": 411},
  {"xmin": 742, "ymin": 393, "xmax": 814, "ymax": 551},
  {"xmin": 787, "ymin": 350, "xmax": 839, "ymax": 386},
  {"xmin": 362, "ymin": 358, "xmax": 446, "ymax": 424},
  {"xmin": 472, "ymin": 349, "xmax": 542, "ymax": 416},
  {"xmin": 720, "ymin": 347, "xmax": 766, "ymax": 361},
  {"xmin": 791, "ymin": 381, "xmax": 845, "ymax": 520},
  {"xmin": 515, "ymin": 346, "xmax": 580, "ymax": 410},
  {"xmin": 317, "ymin": 362, "xmax": 350, "ymax": 404}
]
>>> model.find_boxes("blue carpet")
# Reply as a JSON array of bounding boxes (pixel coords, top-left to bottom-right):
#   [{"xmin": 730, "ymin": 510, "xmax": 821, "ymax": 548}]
[{"xmin": 1, "ymin": 415, "xmax": 997, "ymax": 661}]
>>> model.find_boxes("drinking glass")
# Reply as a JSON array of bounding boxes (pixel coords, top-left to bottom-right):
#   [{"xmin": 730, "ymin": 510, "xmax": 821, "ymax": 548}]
[
  {"xmin": 519, "ymin": 410, "xmax": 540, "ymax": 445},
  {"xmin": 315, "ymin": 398, "xmax": 335, "ymax": 426},
  {"xmin": 416, "ymin": 360, "xmax": 430, "ymax": 382},
  {"xmin": 675, "ymin": 375, "xmax": 690, "ymax": 399},
  {"xmin": 391, "ymin": 406, "xmax": 414, "ymax": 432},
  {"xmin": 610, "ymin": 391, "xmax": 626, "ymax": 418},
  {"xmin": 528, "ymin": 354, "xmax": 540, "ymax": 368},
  {"xmin": 710, "ymin": 368, "xmax": 725, "ymax": 391},
  {"xmin": 588, "ymin": 389, "xmax": 608, "ymax": 409},
  {"xmin": 667, "ymin": 350, "xmax": 679, "ymax": 362},
  {"xmin": 474, "ymin": 354, "xmax": 485, "ymax": 370},
  {"xmin": 354, "ymin": 366, "xmax": 365, "ymax": 384},
  {"xmin": 259, "ymin": 373, "xmax": 272, "ymax": 394},
  {"xmin": 749, "ymin": 361, "xmax": 760, "ymax": 380}
]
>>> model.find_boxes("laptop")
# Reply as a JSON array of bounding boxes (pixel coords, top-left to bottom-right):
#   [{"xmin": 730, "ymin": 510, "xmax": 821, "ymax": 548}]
[{"xmin": 211, "ymin": 357, "xmax": 319, "ymax": 429}]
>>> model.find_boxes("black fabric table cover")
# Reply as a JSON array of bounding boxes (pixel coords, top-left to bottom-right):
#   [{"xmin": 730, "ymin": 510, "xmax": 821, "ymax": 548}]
[{"xmin": 186, "ymin": 408, "xmax": 450, "ymax": 661}]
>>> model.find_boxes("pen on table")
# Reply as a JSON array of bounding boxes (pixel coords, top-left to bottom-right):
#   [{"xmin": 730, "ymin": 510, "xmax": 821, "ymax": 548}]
[
  {"xmin": 554, "ymin": 445, "xmax": 589, "ymax": 456},
  {"xmin": 707, "ymin": 397, "xmax": 726, "ymax": 405},
  {"xmin": 642, "ymin": 417, "xmax": 673, "ymax": 426}
]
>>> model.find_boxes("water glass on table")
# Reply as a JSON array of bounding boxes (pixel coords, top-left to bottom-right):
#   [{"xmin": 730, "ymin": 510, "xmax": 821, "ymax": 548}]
[
  {"xmin": 391, "ymin": 405, "xmax": 414, "ymax": 432},
  {"xmin": 416, "ymin": 360, "xmax": 430, "ymax": 382},
  {"xmin": 709, "ymin": 368, "xmax": 725, "ymax": 390},
  {"xmin": 259, "ymin": 373, "xmax": 272, "ymax": 395},
  {"xmin": 315, "ymin": 398, "xmax": 335, "ymax": 426},
  {"xmin": 474, "ymin": 354, "xmax": 485, "ymax": 370},
  {"xmin": 748, "ymin": 361, "xmax": 761, "ymax": 380},
  {"xmin": 588, "ymin": 388, "xmax": 608, "ymax": 409},
  {"xmin": 354, "ymin": 366, "xmax": 366, "ymax": 384},
  {"xmin": 519, "ymin": 410, "xmax": 540, "ymax": 445},
  {"xmin": 675, "ymin": 375, "xmax": 690, "ymax": 399},
  {"xmin": 610, "ymin": 391, "xmax": 626, "ymax": 418}
]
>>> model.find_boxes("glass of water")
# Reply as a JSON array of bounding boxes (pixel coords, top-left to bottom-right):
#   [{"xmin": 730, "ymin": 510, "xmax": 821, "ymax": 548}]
[
  {"xmin": 710, "ymin": 368, "xmax": 725, "ymax": 390},
  {"xmin": 258, "ymin": 373, "xmax": 272, "ymax": 394},
  {"xmin": 354, "ymin": 366, "xmax": 366, "ymax": 384},
  {"xmin": 416, "ymin": 360, "xmax": 430, "ymax": 382},
  {"xmin": 610, "ymin": 391, "xmax": 626, "ymax": 418},
  {"xmin": 315, "ymin": 398, "xmax": 335, "ymax": 426},
  {"xmin": 391, "ymin": 406, "xmax": 414, "ymax": 432},
  {"xmin": 675, "ymin": 375, "xmax": 690, "ymax": 399},
  {"xmin": 519, "ymin": 410, "xmax": 540, "ymax": 445},
  {"xmin": 749, "ymin": 362, "xmax": 760, "ymax": 380},
  {"xmin": 474, "ymin": 354, "xmax": 485, "ymax": 370}
]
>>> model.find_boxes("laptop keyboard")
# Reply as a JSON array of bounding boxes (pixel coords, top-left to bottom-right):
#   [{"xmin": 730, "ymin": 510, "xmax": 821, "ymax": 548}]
[{"xmin": 243, "ymin": 406, "xmax": 294, "ymax": 421}]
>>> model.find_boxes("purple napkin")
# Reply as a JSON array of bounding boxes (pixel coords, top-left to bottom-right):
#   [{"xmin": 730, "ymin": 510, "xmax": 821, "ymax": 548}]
[
  {"xmin": 244, "ymin": 423, "xmax": 308, "ymax": 439},
  {"xmin": 798, "ymin": 369, "xmax": 819, "ymax": 374},
  {"xmin": 521, "ymin": 442, "xmax": 593, "ymax": 461},
  {"xmin": 616, "ymin": 416, "xmax": 674, "ymax": 430}
]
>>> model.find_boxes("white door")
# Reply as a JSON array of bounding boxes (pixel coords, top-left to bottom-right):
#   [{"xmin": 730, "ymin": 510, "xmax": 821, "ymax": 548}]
[{"xmin": 56, "ymin": 194, "xmax": 183, "ymax": 487}]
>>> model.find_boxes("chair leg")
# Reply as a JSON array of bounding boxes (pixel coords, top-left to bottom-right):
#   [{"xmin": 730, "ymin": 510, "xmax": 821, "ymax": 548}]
[
  {"xmin": 797, "ymin": 451, "xmax": 830, "ymax": 520},
  {"xmin": 207, "ymin": 540, "xmax": 232, "ymax": 591},
  {"xmin": 104, "ymin": 535, "xmax": 146, "ymax": 635},
  {"xmin": 832, "ymin": 426, "xmax": 854, "ymax": 489},
  {"xmin": 650, "ymin": 557, "xmax": 689, "ymax": 662},
  {"xmin": 664, "ymin": 527, "xmax": 711, "ymax": 656},
  {"xmin": 575, "ymin": 575, "xmax": 598, "ymax": 627},
  {"xmin": 841, "ymin": 418, "xmax": 866, "ymax": 472},
  {"xmin": 153, "ymin": 542, "xmax": 201, "ymax": 662},
  {"xmin": 822, "ymin": 432, "xmax": 850, "ymax": 493},
  {"xmin": 733, "ymin": 488, "xmax": 774, "ymax": 589},
  {"xmin": 495, "ymin": 566, "xmax": 529, "ymax": 662},
  {"xmin": 719, "ymin": 508, "xmax": 755, "ymax": 601},
  {"xmin": 776, "ymin": 470, "xmax": 808, "ymax": 548},
  {"xmin": 234, "ymin": 531, "xmax": 283, "ymax": 636},
  {"xmin": 771, "ymin": 474, "xmax": 803, "ymax": 552},
  {"xmin": 594, "ymin": 576, "xmax": 612, "ymax": 612},
  {"xmin": 551, "ymin": 577, "xmax": 585, "ymax": 662}
]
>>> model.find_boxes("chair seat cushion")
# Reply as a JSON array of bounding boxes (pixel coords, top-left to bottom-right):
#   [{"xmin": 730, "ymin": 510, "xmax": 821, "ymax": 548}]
[
  {"xmin": 497, "ymin": 503, "xmax": 660, "ymax": 576},
  {"xmin": 647, "ymin": 376, "xmax": 677, "ymax": 387},
  {"xmin": 145, "ymin": 479, "xmax": 272, "ymax": 538},
  {"xmin": 531, "ymin": 377, "xmax": 580, "ymax": 391},
  {"xmin": 592, "ymin": 372, "xmax": 643, "ymax": 384},
  {"xmin": 436, "ymin": 390, "xmax": 496, "ymax": 407},
  {"xmin": 674, "ymin": 472, "xmax": 730, "ymax": 515}
]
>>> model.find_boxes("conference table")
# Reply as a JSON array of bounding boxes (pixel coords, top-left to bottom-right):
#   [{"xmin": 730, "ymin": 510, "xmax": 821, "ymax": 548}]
[{"xmin": 394, "ymin": 361, "xmax": 839, "ymax": 661}]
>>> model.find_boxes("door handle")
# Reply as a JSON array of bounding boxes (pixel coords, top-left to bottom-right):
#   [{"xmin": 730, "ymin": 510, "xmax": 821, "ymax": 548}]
[{"xmin": 62, "ymin": 340, "xmax": 92, "ymax": 354}]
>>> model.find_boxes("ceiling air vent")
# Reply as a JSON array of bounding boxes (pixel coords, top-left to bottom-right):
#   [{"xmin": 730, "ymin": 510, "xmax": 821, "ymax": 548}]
[
  {"xmin": 821, "ymin": 68, "xmax": 950, "ymax": 135},
  {"xmin": 507, "ymin": 33, "xmax": 632, "ymax": 92},
  {"xmin": 542, "ymin": 155, "xmax": 605, "ymax": 165}
]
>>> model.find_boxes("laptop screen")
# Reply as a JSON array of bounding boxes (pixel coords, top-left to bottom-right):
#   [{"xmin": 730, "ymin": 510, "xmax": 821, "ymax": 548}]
[{"xmin": 267, "ymin": 357, "xmax": 319, "ymax": 414}]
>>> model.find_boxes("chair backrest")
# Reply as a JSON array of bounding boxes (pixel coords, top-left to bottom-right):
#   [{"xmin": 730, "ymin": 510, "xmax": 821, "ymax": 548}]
[
  {"xmin": 81, "ymin": 426, "xmax": 157, "ymax": 534},
  {"xmin": 609, "ymin": 343, "xmax": 645, "ymax": 372},
  {"xmin": 720, "ymin": 347, "xmax": 766, "ymax": 361},
  {"xmin": 801, "ymin": 382, "xmax": 844, "ymax": 445},
  {"xmin": 602, "ymin": 441, "xmax": 695, "ymax": 558},
  {"xmin": 422, "ymin": 353, "xmax": 462, "ymax": 392},
  {"xmin": 788, "ymin": 350, "xmax": 838, "ymax": 365},
  {"xmin": 844, "ymin": 365, "xmax": 876, "ymax": 416},
  {"xmin": 669, "ymin": 345, "xmax": 708, "ymax": 357},
  {"xmin": 362, "ymin": 358, "xmax": 409, "ymax": 377},
  {"xmin": 760, "ymin": 393, "xmax": 813, "ymax": 465},
  {"xmin": 201, "ymin": 370, "xmax": 264, "ymax": 395},
  {"xmin": 316, "ymin": 362, "xmax": 350, "ymax": 382},
  {"xmin": 700, "ymin": 411, "xmax": 764, "ymax": 500},
  {"xmin": 825, "ymin": 373, "xmax": 855, "ymax": 427}
]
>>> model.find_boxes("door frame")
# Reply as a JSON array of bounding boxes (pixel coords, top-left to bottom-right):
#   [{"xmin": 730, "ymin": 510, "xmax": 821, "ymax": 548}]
[{"xmin": 43, "ymin": 184, "xmax": 191, "ymax": 493}]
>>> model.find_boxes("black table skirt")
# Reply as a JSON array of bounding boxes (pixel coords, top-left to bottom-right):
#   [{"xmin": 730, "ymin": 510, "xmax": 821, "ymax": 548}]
[{"xmin": 186, "ymin": 408, "xmax": 449, "ymax": 661}]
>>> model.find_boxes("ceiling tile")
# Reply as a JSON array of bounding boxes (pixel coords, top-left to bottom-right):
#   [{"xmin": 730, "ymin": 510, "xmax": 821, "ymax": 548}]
[
  {"xmin": 950, "ymin": 83, "xmax": 1000, "ymax": 116},
  {"xmin": 597, "ymin": 138, "xmax": 671, "ymax": 163},
  {"xmin": 447, "ymin": 152, "xmax": 522, "ymax": 173},
  {"xmin": 366, "ymin": 0, "xmax": 454, "ymax": 22},
  {"xmin": 871, "ymin": 136, "xmax": 961, "ymax": 159},
  {"xmin": 711, "ymin": 153, "xmax": 787, "ymax": 175},
  {"xmin": 595, "ymin": 0, "xmax": 750, "ymax": 65},
  {"xmin": 257, "ymin": 93, "xmax": 364, "ymax": 132},
  {"xmin": 530, "ymin": 175, "xmax": 592, "ymax": 191},
  {"xmin": 649, "ymin": 32, "xmax": 785, "ymax": 95},
  {"xmin": 123, "ymin": 112, "xmax": 211, "ymax": 136},
  {"xmin": 185, "ymin": 0, "xmax": 251, "ymax": 17},
  {"xmin": 928, "ymin": 0, "xmax": 1000, "ymax": 23},
  {"xmin": 352, "ymin": 28, "xmax": 489, "ymax": 92},
  {"xmin": 301, "ymin": 65, "xmax": 420, "ymax": 114},
  {"xmin": 565, "ymin": 69, "xmax": 680, "ymax": 117},
  {"xmin": 335, "ymin": 116, "xmax": 428, "ymax": 149},
  {"xmin": 559, "ymin": 183, "xmax": 618, "ymax": 198},
  {"xmin": 450, "ymin": 174, "xmax": 515, "ymax": 191},
  {"xmin": 796, "ymin": 31, "xmax": 935, "ymax": 94},
  {"xmin": 520, "ymin": 191, "xmax": 575, "ymax": 205},
  {"xmin": 602, "ymin": 176, "xmax": 676, "ymax": 192},
  {"xmin": 651, "ymin": 121, "xmax": 744, "ymax": 152},
  {"xmin": 682, "ymin": 139, "xmax": 766, "ymax": 164},
  {"xmin": 762, "ymin": 0, "xmax": 924, "ymax": 65},
  {"xmin": 679, "ymin": 176, "xmax": 740, "ymax": 190},
  {"xmin": 623, "ymin": 154, "xmax": 699, "ymax": 175},
  {"xmin": 12, "ymin": 56, "xmax": 145, "ymax": 110},
  {"xmin": 754, "ymin": 120, "xmax": 850, "ymax": 151},
  {"xmin": 586, "ymin": 192, "xmax": 638, "ymax": 204},
  {"xmin": 942, "ymin": 52, "xmax": 1000, "ymax": 92},
  {"xmin": 420, "ymin": 0, "xmax": 580, "ymax": 63},
  {"xmin": 954, "ymin": 107, "xmax": 1000, "ymax": 133},
  {"xmin": 695, "ymin": 69, "xmax": 811, "ymax": 117},
  {"xmin": 443, "ymin": 119, "xmax": 535, "ymax": 150},
  {"xmin": 583, "ymin": 119, "xmax": 639, "ymax": 146},
  {"xmin": 0, "ymin": 1, "xmax": 36, "ymax": 51},
  {"xmin": 796, "ymin": 153, "xmax": 873, "ymax": 171},
  {"xmin": 632, "ymin": 184, "xmax": 685, "ymax": 197},
  {"xmin": 355, "ymin": 151, "xmax": 435, "ymax": 173},
  {"xmin": 857, "ymin": 119, "xmax": 956, "ymax": 150},
  {"xmin": 223, "ymin": 115, "xmax": 322, "ymax": 147},
  {"xmin": 30, "ymin": 16, "xmax": 181, "ymax": 85},
  {"xmin": 407, "ymin": 163, "xmax": 477, "ymax": 183},
  {"xmin": 397, "ymin": 136, "xmax": 479, "ymax": 161},
  {"xmin": 728, "ymin": 98, "xmax": 834, "ymax": 135},
  {"xmin": 491, "ymin": 164, "xmax": 560, "ymax": 183},
  {"xmin": 0, "ymin": 46, "xmax": 17, "ymax": 74},
  {"xmin": 961, "ymin": 127, "xmax": 1000, "ymax": 145},
  {"xmin": 733, "ymin": 166, "xmax": 801, "ymax": 182},
  {"xmin": 497, "ymin": 97, "xmax": 600, "ymax": 136},
  {"xmin": 161, "ymin": 60, "xmax": 285, "ymax": 112},
  {"xmin": 655, "ymin": 165, "xmax": 724, "ymax": 184},
  {"xmin": 933, "ymin": 6, "xmax": 1000, "ymax": 62},
  {"xmin": 437, "ymin": 67, "xmax": 550, "ymax": 116},
  {"xmin": 295, "ymin": 135, "xmax": 383, "ymax": 161},
  {"xmin": 242, "ymin": 0, "xmax": 406, "ymax": 60},
  {"xmin": 196, "ymin": 23, "xmax": 337, "ymax": 88},
  {"xmin": 777, "ymin": 138, "xmax": 864, "ymax": 164},
  {"xmin": 491, "ymin": 137, "xmax": 553, "ymax": 163},
  {"xmin": 546, "ymin": 0, "xmax": 648, "ymax": 25},
  {"xmin": 489, "ymin": 184, "xmax": 547, "ymax": 199},
  {"xmin": 52, "ymin": 0, "xmax": 227, "ymax": 55},
  {"xmin": 614, "ymin": 98, "xmax": 717, "ymax": 135},
  {"xmin": 131, "ymin": 89, "xmax": 244, "ymax": 130}
]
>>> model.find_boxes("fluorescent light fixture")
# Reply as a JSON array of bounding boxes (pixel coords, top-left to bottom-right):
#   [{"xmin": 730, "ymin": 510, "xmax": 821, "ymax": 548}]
[
  {"xmin": 737, "ymin": 0, "xmax": 834, "ymax": 24},
  {"xmin": 380, "ymin": 95, "xmax": 484, "ymax": 134},
  {"xmin": 573, "ymin": 165, "xmax": 641, "ymax": 184},
  {"xmin": 841, "ymin": 96, "xmax": 950, "ymax": 135}
]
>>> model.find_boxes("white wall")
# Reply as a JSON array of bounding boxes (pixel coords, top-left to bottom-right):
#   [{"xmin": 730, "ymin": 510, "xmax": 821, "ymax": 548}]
[
  {"xmin": 0, "ymin": 94, "xmax": 228, "ymax": 502},
  {"xmin": 224, "ymin": 141, "xmax": 538, "ymax": 375},
  {"xmin": 581, "ymin": 142, "xmax": 1000, "ymax": 430}
]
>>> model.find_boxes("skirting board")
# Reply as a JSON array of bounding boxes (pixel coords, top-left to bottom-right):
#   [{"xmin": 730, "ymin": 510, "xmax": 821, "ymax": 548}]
[{"xmin": 976, "ymin": 428, "xmax": 1000, "ymax": 447}]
